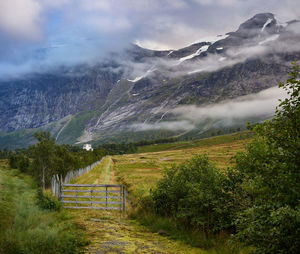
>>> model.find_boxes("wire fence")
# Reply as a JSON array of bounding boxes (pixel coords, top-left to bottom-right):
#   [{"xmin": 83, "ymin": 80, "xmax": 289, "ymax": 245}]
[{"xmin": 51, "ymin": 159, "xmax": 103, "ymax": 196}]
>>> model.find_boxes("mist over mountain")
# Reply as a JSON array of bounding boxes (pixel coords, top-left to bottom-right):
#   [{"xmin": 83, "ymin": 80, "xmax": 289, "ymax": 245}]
[{"xmin": 0, "ymin": 13, "xmax": 300, "ymax": 149}]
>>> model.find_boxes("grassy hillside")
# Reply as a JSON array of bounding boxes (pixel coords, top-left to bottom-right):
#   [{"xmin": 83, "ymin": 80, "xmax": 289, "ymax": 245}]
[
  {"xmin": 113, "ymin": 131, "xmax": 253, "ymax": 198},
  {"xmin": 0, "ymin": 160, "xmax": 87, "ymax": 254},
  {"xmin": 136, "ymin": 131, "xmax": 253, "ymax": 153}
]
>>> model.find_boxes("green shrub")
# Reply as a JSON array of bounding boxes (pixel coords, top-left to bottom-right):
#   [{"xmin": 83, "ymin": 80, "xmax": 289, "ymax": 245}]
[
  {"xmin": 235, "ymin": 205, "xmax": 300, "ymax": 254},
  {"xmin": 152, "ymin": 155, "xmax": 239, "ymax": 235},
  {"xmin": 9, "ymin": 154, "xmax": 29, "ymax": 173},
  {"xmin": 37, "ymin": 189, "xmax": 62, "ymax": 211},
  {"xmin": 234, "ymin": 63, "xmax": 300, "ymax": 253}
]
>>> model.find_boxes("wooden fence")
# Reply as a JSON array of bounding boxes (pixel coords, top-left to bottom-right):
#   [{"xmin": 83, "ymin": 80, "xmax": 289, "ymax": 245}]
[
  {"xmin": 60, "ymin": 184, "xmax": 126, "ymax": 211},
  {"xmin": 51, "ymin": 159, "xmax": 103, "ymax": 195}
]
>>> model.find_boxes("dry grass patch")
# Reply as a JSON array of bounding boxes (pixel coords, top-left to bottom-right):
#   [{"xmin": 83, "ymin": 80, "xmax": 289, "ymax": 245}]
[{"xmin": 113, "ymin": 138, "xmax": 251, "ymax": 198}]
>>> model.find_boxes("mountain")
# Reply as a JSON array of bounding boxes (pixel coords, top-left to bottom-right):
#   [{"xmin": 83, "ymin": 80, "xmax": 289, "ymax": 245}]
[{"xmin": 0, "ymin": 13, "xmax": 300, "ymax": 149}]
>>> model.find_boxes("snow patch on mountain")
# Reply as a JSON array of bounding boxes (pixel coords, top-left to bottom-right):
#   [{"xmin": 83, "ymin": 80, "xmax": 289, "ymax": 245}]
[
  {"xmin": 259, "ymin": 34, "xmax": 280, "ymax": 45},
  {"xmin": 128, "ymin": 67, "xmax": 156, "ymax": 82},
  {"xmin": 261, "ymin": 18, "xmax": 274, "ymax": 32},
  {"xmin": 179, "ymin": 45, "xmax": 209, "ymax": 62},
  {"xmin": 167, "ymin": 50, "xmax": 174, "ymax": 56}
]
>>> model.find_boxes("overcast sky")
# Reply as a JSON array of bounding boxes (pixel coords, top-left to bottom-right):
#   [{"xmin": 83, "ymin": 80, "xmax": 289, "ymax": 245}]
[{"xmin": 0, "ymin": 0, "xmax": 299, "ymax": 75}]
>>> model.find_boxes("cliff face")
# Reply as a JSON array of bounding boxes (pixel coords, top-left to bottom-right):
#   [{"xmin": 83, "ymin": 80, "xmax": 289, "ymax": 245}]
[
  {"xmin": 0, "ymin": 13, "xmax": 299, "ymax": 148},
  {"xmin": 0, "ymin": 65, "xmax": 122, "ymax": 132}
]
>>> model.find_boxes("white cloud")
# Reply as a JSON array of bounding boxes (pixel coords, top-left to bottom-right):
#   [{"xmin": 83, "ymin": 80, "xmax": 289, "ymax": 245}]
[
  {"xmin": 0, "ymin": 0, "xmax": 42, "ymax": 40},
  {"xmin": 131, "ymin": 120, "xmax": 195, "ymax": 131},
  {"xmin": 78, "ymin": 0, "xmax": 111, "ymax": 12},
  {"xmin": 172, "ymin": 86, "xmax": 287, "ymax": 124},
  {"xmin": 0, "ymin": 0, "xmax": 299, "ymax": 74},
  {"xmin": 41, "ymin": 0, "xmax": 71, "ymax": 8},
  {"xmin": 85, "ymin": 16, "xmax": 131, "ymax": 32},
  {"xmin": 194, "ymin": 0, "xmax": 239, "ymax": 6},
  {"xmin": 130, "ymin": 86, "xmax": 288, "ymax": 132}
]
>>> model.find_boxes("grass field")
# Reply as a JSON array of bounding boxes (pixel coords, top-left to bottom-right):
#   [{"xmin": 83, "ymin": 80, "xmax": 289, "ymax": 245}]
[
  {"xmin": 71, "ymin": 156, "xmax": 114, "ymax": 185},
  {"xmin": 0, "ymin": 160, "xmax": 87, "ymax": 254},
  {"xmin": 113, "ymin": 132, "xmax": 253, "ymax": 198},
  {"xmin": 64, "ymin": 132, "xmax": 253, "ymax": 253},
  {"xmin": 66, "ymin": 157, "xmax": 206, "ymax": 253},
  {"xmin": 136, "ymin": 131, "xmax": 253, "ymax": 153}
]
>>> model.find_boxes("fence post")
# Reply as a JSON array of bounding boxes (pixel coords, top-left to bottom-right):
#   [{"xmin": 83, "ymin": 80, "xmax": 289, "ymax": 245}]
[
  {"xmin": 91, "ymin": 187, "xmax": 93, "ymax": 208},
  {"xmin": 122, "ymin": 185, "xmax": 126, "ymax": 212},
  {"xmin": 120, "ymin": 185, "xmax": 122, "ymax": 211},
  {"xmin": 76, "ymin": 186, "xmax": 78, "ymax": 207},
  {"xmin": 60, "ymin": 183, "xmax": 64, "ymax": 206},
  {"xmin": 105, "ymin": 186, "xmax": 108, "ymax": 208}
]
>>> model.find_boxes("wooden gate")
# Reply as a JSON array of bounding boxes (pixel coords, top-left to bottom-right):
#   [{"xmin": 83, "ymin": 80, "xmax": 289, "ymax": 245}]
[{"xmin": 60, "ymin": 184, "xmax": 126, "ymax": 211}]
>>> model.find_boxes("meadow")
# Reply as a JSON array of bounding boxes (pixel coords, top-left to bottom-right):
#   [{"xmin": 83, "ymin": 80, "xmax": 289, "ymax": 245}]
[
  {"xmin": 0, "ymin": 160, "xmax": 87, "ymax": 254},
  {"xmin": 113, "ymin": 132, "xmax": 253, "ymax": 198},
  {"xmin": 0, "ymin": 132, "xmax": 253, "ymax": 253},
  {"xmin": 63, "ymin": 132, "xmax": 254, "ymax": 253}
]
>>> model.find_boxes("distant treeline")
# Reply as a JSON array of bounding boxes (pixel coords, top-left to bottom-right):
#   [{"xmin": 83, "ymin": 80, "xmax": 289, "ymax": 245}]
[
  {"xmin": 0, "ymin": 137, "xmax": 179, "ymax": 159},
  {"xmin": 132, "ymin": 137, "xmax": 178, "ymax": 146},
  {"xmin": 5, "ymin": 133, "xmax": 141, "ymax": 189}
]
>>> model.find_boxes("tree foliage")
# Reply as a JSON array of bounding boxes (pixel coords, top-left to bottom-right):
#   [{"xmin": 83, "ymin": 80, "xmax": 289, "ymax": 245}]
[
  {"xmin": 152, "ymin": 155, "xmax": 239, "ymax": 235},
  {"xmin": 150, "ymin": 63, "xmax": 300, "ymax": 253},
  {"xmin": 234, "ymin": 62, "xmax": 300, "ymax": 253},
  {"xmin": 9, "ymin": 132, "xmax": 138, "ymax": 189}
]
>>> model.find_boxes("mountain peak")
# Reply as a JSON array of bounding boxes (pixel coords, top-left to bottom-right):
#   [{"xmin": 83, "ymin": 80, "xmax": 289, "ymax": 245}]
[{"xmin": 235, "ymin": 13, "xmax": 277, "ymax": 38}]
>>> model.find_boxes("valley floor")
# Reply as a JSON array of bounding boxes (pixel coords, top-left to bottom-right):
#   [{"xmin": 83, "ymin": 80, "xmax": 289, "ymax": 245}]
[
  {"xmin": 69, "ymin": 157, "xmax": 202, "ymax": 253},
  {"xmin": 67, "ymin": 133, "xmax": 252, "ymax": 253}
]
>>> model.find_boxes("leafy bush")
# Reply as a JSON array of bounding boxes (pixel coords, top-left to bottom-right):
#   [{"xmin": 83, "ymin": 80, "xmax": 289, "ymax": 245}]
[
  {"xmin": 37, "ymin": 189, "xmax": 62, "ymax": 211},
  {"xmin": 235, "ymin": 205, "xmax": 300, "ymax": 254},
  {"xmin": 234, "ymin": 63, "xmax": 300, "ymax": 253},
  {"xmin": 9, "ymin": 154, "xmax": 29, "ymax": 173},
  {"xmin": 152, "ymin": 155, "xmax": 239, "ymax": 235}
]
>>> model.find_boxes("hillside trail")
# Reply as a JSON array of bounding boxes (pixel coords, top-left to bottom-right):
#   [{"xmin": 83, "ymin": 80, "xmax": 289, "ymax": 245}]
[{"xmin": 69, "ymin": 156, "xmax": 202, "ymax": 254}]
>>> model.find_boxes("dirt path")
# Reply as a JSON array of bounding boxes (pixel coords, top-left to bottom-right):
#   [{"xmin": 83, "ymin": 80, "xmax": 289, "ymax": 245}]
[
  {"xmin": 69, "ymin": 157, "xmax": 202, "ymax": 254},
  {"xmin": 72, "ymin": 209, "xmax": 200, "ymax": 254}
]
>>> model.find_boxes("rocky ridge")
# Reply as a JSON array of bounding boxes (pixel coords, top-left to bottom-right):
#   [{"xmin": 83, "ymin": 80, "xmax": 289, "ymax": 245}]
[{"xmin": 0, "ymin": 13, "xmax": 299, "ymax": 148}]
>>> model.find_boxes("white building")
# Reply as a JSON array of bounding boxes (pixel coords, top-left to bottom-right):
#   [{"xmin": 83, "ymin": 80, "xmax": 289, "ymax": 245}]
[{"xmin": 83, "ymin": 144, "xmax": 93, "ymax": 151}]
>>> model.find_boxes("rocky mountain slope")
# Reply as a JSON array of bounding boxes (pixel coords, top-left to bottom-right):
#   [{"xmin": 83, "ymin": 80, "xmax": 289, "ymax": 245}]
[{"xmin": 0, "ymin": 13, "xmax": 299, "ymax": 148}]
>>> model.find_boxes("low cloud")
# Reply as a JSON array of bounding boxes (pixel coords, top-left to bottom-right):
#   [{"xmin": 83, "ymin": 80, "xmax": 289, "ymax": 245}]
[
  {"xmin": 131, "ymin": 120, "xmax": 195, "ymax": 131},
  {"xmin": 0, "ymin": 0, "xmax": 299, "ymax": 79},
  {"xmin": 131, "ymin": 86, "xmax": 288, "ymax": 132},
  {"xmin": 173, "ymin": 86, "xmax": 287, "ymax": 122}
]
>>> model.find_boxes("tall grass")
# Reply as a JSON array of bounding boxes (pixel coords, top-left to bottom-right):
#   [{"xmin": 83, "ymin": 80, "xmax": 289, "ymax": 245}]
[
  {"xmin": 0, "ymin": 167, "xmax": 87, "ymax": 254},
  {"xmin": 131, "ymin": 209, "xmax": 251, "ymax": 254}
]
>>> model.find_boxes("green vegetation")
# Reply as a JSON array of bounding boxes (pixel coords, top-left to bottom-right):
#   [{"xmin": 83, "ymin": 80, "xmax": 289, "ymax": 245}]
[
  {"xmin": 129, "ymin": 154, "xmax": 247, "ymax": 253},
  {"xmin": 7, "ymin": 132, "xmax": 139, "ymax": 189},
  {"xmin": 113, "ymin": 133, "xmax": 251, "ymax": 201},
  {"xmin": 233, "ymin": 62, "xmax": 300, "ymax": 253},
  {"xmin": 56, "ymin": 111, "xmax": 96, "ymax": 145},
  {"xmin": 0, "ymin": 161, "xmax": 87, "ymax": 254},
  {"xmin": 19, "ymin": 132, "xmax": 105, "ymax": 189},
  {"xmin": 136, "ymin": 131, "xmax": 253, "ymax": 153},
  {"xmin": 0, "ymin": 129, "xmax": 37, "ymax": 150},
  {"xmin": 134, "ymin": 63, "xmax": 300, "ymax": 253},
  {"xmin": 71, "ymin": 156, "xmax": 112, "ymax": 184},
  {"xmin": 153, "ymin": 155, "xmax": 236, "ymax": 235},
  {"xmin": 132, "ymin": 212, "xmax": 248, "ymax": 253}
]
